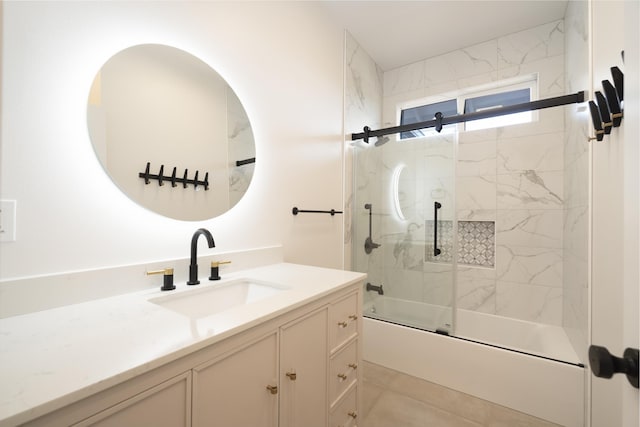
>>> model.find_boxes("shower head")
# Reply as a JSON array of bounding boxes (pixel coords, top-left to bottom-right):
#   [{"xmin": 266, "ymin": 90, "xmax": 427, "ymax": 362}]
[{"xmin": 374, "ymin": 135, "xmax": 390, "ymax": 147}]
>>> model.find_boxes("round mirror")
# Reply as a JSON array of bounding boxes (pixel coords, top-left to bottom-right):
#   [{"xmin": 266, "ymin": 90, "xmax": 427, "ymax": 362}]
[{"xmin": 87, "ymin": 44, "xmax": 255, "ymax": 221}]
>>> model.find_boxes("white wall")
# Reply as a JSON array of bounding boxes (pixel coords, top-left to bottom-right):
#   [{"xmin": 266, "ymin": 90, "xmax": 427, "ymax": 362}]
[
  {"xmin": 590, "ymin": 1, "xmax": 634, "ymax": 425},
  {"xmin": 0, "ymin": 1, "xmax": 346, "ymax": 280}
]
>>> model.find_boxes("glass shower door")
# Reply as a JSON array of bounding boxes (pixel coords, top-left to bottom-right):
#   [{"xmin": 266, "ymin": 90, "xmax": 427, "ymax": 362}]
[{"xmin": 354, "ymin": 132, "xmax": 456, "ymax": 334}]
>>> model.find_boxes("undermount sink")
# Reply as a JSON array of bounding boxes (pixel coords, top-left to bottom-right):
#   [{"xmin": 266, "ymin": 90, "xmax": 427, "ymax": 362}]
[{"xmin": 149, "ymin": 279, "xmax": 288, "ymax": 319}]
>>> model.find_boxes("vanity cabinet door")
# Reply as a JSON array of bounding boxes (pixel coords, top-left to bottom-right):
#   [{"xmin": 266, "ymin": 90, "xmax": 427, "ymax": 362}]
[
  {"xmin": 72, "ymin": 372, "xmax": 191, "ymax": 427},
  {"xmin": 192, "ymin": 332, "xmax": 278, "ymax": 427},
  {"xmin": 279, "ymin": 308, "xmax": 328, "ymax": 427}
]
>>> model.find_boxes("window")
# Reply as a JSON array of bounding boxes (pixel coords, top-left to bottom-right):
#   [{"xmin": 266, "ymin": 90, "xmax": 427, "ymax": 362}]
[
  {"xmin": 463, "ymin": 87, "xmax": 532, "ymax": 131},
  {"xmin": 398, "ymin": 77, "xmax": 537, "ymax": 138},
  {"xmin": 399, "ymin": 99, "xmax": 457, "ymax": 139}
]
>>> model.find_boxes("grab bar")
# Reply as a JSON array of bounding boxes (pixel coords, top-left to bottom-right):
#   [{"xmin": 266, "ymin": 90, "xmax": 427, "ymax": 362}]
[{"xmin": 434, "ymin": 201, "xmax": 441, "ymax": 257}]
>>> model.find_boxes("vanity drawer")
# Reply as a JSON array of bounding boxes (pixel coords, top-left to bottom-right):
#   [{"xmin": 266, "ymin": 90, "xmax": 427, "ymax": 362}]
[
  {"xmin": 329, "ymin": 386, "xmax": 358, "ymax": 427},
  {"xmin": 329, "ymin": 339, "xmax": 358, "ymax": 405},
  {"xmin": 329, "ymin": 293, "xmax": 359, "ymax": 350}
]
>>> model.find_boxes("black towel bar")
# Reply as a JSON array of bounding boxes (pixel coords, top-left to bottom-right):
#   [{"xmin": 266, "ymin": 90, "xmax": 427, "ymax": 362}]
[{"xmin": 292, "ymin": 207, "xmax": 343, "ymax": 216}]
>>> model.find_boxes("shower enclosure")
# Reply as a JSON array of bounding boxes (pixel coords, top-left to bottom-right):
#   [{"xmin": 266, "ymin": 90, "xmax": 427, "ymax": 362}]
[{"xmin": 352, "ymin": 106, "xmax": 585, "ymax": 365}]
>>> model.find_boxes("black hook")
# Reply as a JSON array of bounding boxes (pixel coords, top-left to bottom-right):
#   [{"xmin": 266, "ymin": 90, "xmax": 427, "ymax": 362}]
[
  {"xmin": 157, "ymin": 165, "xmax": 165, "ymax": 186},
  {"xmin": 193, "ymin": 170, "xmax": 199, "ymax": 190},
  {"xmin": 171, "ymin": 167, "xmax": 177, "ymax": 187},
  {"xmin": 143, "ymin": 162, "xmax": 151, "ymax": 184},
  {"xmin": 611, "ymin": 66, "xmax": 624, "ymax": 102},
  {"xmin": 204, "ymin": 172, "xmax": 209, "ymax": 191},
  {"xmin": 595, "ymin": 92, "xmax": 612, "ymax": 134},
  {"xmin": 183, "ymin": 169, "xmax": 189, "ymax": 189},
  {"xmin": 602, "ymin": 80, "xmax": 623, "ymax": 127},
  {"xmin": 434, "ymin": 112, "xmax": 443, "ymax": 133},
  {"xmin": 589, "ymin": 101, "xmax": 605, "ymax": 142}
]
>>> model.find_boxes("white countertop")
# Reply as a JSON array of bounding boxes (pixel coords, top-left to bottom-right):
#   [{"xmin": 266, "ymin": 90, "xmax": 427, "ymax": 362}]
[{"xmin": 0, "ymin": 263, "xmax": 366, "ymax": 426}]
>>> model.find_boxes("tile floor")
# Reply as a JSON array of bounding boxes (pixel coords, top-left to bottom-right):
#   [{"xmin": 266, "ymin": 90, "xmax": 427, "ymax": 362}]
[{"xmin": 362, "ymin": 361, "xmax": 563, "ymax": 427}]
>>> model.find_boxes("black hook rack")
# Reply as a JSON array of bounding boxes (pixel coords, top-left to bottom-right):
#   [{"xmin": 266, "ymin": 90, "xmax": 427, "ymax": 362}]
[
  {"xmin": 292, "ymin": 207, "xmax": 343, "ymax": 216},
  {"xmin": 589, "ymin": 66, "xmax": 624, "ymax": 142},
  {"xmin": 139, "ymin": 162, "xmax": 209, "ymax": 190}
]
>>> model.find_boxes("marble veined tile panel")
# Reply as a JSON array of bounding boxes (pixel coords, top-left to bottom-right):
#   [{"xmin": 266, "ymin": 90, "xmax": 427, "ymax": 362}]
[
  {"xmin": 498, "ymin": 55, "xmax": 565, "ymax": 98},
  {"xmin": 457, "ymin": 141, "xmax": 497, "ymax": 177},
  {"xmin": 457, "ymin": 175, "xmax": 498, "ymax": 212},
  {"xmin": 498, "ymin": 20, "xmax": 564, "ymax": 69},
  {"xmin": 497, "ymin": 132, "xmax": 564, "ymax": 174},
  {"xmin": 497, "ymin": 171, "xmax": 563, "ymax": 209},
  {"xmin": 345, "ymin": 32, "xmax": 383, "ymax": 132},
  {"xmin": 456, "ymin": 272, "xmax": 496, "ymax": 313},
  {"xmin": 496, "ymin": 209, "xmax": 563, "ymax": 249},
  {"xmin": 384, "ymin": 60, "xmax": 425, "ymax": 96},
  {"xmin": 457, "ymin": 209, "xmax": 497, "ymax": 222},
  {"xmin": 496, "ymin": 244, "xmax": 562, "ymax": 288},
  {"xmin": 423, "ymin": 40, "xmax": 497, "ymax": 86}
]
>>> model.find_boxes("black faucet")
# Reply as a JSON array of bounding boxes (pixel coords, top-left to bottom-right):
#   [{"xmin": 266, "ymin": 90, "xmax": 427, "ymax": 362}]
[
  {"xmin": 366, "ymin": 282, "xmax": 384, "ymax": 295},
  {"xmin": 187, "ymin": 228, "xmax": 215, "ymax": 285}
]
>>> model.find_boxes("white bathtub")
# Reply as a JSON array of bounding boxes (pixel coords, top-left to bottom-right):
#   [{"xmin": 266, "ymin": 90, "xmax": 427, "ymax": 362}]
[{"xmin": 363, "ymin": 297, "xmax": 585, "ymax": 427}]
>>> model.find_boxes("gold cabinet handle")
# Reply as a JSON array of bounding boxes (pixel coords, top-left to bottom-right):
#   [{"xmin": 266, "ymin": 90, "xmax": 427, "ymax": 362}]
[
  {"xmin": 338, "ymin": 321, "xmax": 348, "ymax": 328},
  {"xmin": 348, "ymin": 411, "xmax": 358, "ymax": 419},
  {"xmin": 286, "ymin": 371, "xmax": 297, "ymax": 381},
  {"xmin": 348, "ymin": 363, "xmax": 358, "ymax": 370},
  {"xmin": 266, "ymin": 385, "xmax": 278, "ymax": 395},
  {"xmin": 337, "ymin": 373, "xmax": 348, "ymax": 380},
  {"xmin": 348, "ymin": 314, "xmax": 358, "ymax": 320}
]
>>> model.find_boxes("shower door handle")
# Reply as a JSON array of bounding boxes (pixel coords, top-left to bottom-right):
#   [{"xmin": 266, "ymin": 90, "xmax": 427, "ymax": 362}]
[{"xmin": 434, "ymin": 202, "xmax": 441, "ymax": 257}]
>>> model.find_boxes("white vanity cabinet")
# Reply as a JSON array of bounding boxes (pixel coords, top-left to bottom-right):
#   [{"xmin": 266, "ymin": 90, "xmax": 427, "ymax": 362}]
[
  {"xmin": 72, "ymin": 372, "xmax": 192, "ymax": 427},
  {"xmin": 192, "ymin": 332, "xmax": 279, "ymax": 427},
  {"xmin": 24, "ymin": 368, "xmax": 193, "ymax": 427},
  {"xmin": 279, "ymin": 308, "xmax": 328, "ymax": 427},
  {"xmin": 192, "ymin": 305, "xmax": 334, "ymax": 427},
  {"xmin": 15, "ymin": 278, "xmax": 363, "ymax": 427},
  {"xmin": 329, "ymin": 292, "xmax": 361, "ymax": 427}
]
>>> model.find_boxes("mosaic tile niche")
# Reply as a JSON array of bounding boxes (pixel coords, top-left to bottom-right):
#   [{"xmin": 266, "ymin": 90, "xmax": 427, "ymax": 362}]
[{"xmin": 425, "ymin": 220, "xmax": 495, "ymax": 267}]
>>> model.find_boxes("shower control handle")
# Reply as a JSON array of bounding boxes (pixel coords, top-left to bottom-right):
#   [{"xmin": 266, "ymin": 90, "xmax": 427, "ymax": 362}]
[
  {"xmin": 434, "ymin": 202, "xmax": 442, "ymax": 256},
  {"xmin": 364, "ymin": 204, "xmax": 381, "ymax": 254},
  {"xmin": 588, "ymin": 345, "xmax": 639, "ymax": 388}
]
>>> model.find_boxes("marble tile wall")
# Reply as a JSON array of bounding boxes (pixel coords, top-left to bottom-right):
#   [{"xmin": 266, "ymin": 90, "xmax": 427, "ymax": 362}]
[
  {"xmin": 371, "ymin": 20, "xmax": 570, "ymax": 326},
  {"xmin": 344, "ymin": 31, "xmax": 384, "ymax": 290}
]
